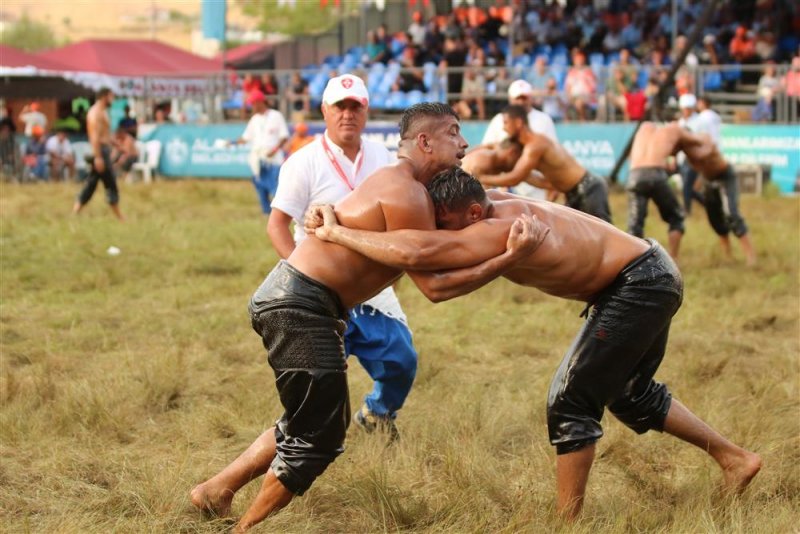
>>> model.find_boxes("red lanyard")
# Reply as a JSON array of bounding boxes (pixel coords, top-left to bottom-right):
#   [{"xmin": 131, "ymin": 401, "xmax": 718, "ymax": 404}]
[{"xmin": 321, "ymin": 135, "xmax": 363, "ymax": 191}]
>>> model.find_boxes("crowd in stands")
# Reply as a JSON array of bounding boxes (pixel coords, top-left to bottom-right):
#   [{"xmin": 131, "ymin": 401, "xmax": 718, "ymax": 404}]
[{"xmin": 230, "ymin": 0, "xmax": 798, "ymax": 123}]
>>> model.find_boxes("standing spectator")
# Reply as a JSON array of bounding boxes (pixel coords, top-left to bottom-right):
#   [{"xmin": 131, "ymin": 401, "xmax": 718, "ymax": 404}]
[
  {"xmin": 0, "ymin": 120, "xmax": 18, "ymax": 180},
  {"xmin": 439, "ymin": 37, "xmax": 467, "ymax": 103},
  {"xmin": 110, "ymin": 127, "xmax": 139, "ymax": 180},
  {"xmin": 674, "ymin": 66, "xmax": 695, "ymax": 97},
  {"xmin": 45, "ymin": 128, "xmax": 75, "ymax": 181},
  {"xmin": 261, "ymin": 73, "xmax": 280, "ymax": 106},
  {"xmin": 392, "ymin": 46, "xmax": 426, "ymax": 93},
  {"xmin": 672, "ymin": 35, "xmax": 699, "ymax": 68},
  {"xmin": 230, "ymin": 90, "xmax": 289, "ymax": 216},
  {"xmin": 603, "ymin": 26, "xmax": 624, "ymax": 54},
  {"xmin": 696, "ymin": 96, "xmax": 722, "ymax": 145},
  {"xmin": 286, "ymin": 72, "xmax": 310, "ymax": 122},
  {"xmin": 118, "ymin": 105, "xmax": 138, "ymax": 138},
  {"xmin": 565, "ymin": 52, "xmax": 597, "ymax": 121},
  {"xmin": 485, "ymin": 41, "xmax": 505, "ymax": 67},
  {"xmin": 751, "ymin": 87, "xmax": 775, "ymax": 122},
  {"xmin": 240, "ymin": 73, "xmax": 263, "ymax": 119},
  {"xmin": 782, "ymin": 55, "xmax": 800, "ymax": 98},
  {"xmin": 407, "ymin": 11, "xmax": 426, "ymax": 46},
  {"xmin": 758, "ymin": 62, "xmax": 781, "ymax": 94},
  {"xmin": 677, "ymin": 94, "xmax": 703, "ymax": 215},
  {"xmin": 699, "ymin": 35, "xmax": 722, "ymax": 65},
  {"xmin": 23, "ymin": 126, "xmax": 48, "ymax": 180},
  {"xmin": 19, "ymin": 102, "xmax": 47, "ymax": 137},
  {"xmin": 453, "ymin": 68, "xmax": 486, "ymax": 120},
  {"xmin": 620, "ymin": 12, "xmax": 644, "ymax": 52}
]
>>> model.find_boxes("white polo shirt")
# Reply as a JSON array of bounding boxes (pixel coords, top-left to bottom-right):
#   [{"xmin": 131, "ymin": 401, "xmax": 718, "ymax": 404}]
[
  {"xmin": 45, "ymin": 135, "xmax": 73, "ymax": 158},
  {"xmin": 241, "ymin": 108, "xmax": 289, "ymax": 176},
  {"xmin": 271, "ymin": 131, "xmax": 406, "ymax": 323},
  {"xmin": 481, "ymin": 108, "xmax": 558, "ymax": 199}
]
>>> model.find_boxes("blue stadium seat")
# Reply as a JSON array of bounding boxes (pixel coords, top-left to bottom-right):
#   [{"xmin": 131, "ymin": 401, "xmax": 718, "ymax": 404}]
[
  {"xmin": 703, "ymin": 71, "xmax": 722, "ymax": 91},
  {"xmin": 551, "ymin": 65, "xmax": 566, "ymax": 90},
  {"xmin": 512, "ymin": 54, "xmax": 532, "ymax": 68},
  {"xmin": 535, "ymin": 44, "xmax": 552, "ymax": 58},
  {"xmin": 589, "ymin": 53, "xmax": 605, "ymax": 68},
  {"xmin": 301, "ymin": 65, "xmax": 319, "ymax": 82},
  {"xmin": 423, "ymin": 62, "xmax": 437, "ymax": 91},
  {"xmin": 222, "ymin": 90, "xmax": 244, "ymax": 110},
  {"xmin": 606, "ymin": 52, "xmax": 621, "ymax": 65},
  {"xmin": 637, "ymin": 68, "xmax": 649, "ymax": 89},
  {"xmin": 551, "ymin": 52, "xmax": 569, "ymax": 67},
  {"xmin": 370, "ymin": 91, "xmax": 387, "ymax": 109},
  {"xmin": 323, "ymin": 55, "xmax": 342, "ymax": 67},
  {"xmin": 552, "ymin": 43, "xmax": 568, "ymax": 57},
  {"xmin": 722, "ymin": 65, "xmax": 741, "ymax": 83},
  {"xmin": 407, "ymin": 90, "xmax": 425, "ymax": 106}
]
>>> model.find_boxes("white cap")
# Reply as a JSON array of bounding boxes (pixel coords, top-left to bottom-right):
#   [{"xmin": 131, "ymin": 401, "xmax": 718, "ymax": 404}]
[
  {"xmin": 322, "ymin": 74, "xmax": 369, "ymax": 106},
  {"xmin": 508, "ymin": 79, "xmax": 533, "ymax": 99},
  {"xmin": 679, "ymin": 93, "xmax": 697, "ymax": 109}
]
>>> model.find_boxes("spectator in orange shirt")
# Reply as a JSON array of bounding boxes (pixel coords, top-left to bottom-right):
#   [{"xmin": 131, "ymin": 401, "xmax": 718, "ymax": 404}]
[
  {"xmin": 729, "ymin": 26, "xmax": 756, "ymax": 63},
  {"xmin": 285, "ymin": 122, "xmax": 315, "ymax": 156}
]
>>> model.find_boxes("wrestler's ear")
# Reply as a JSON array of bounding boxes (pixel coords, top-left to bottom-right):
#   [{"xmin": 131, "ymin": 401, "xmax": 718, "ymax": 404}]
[
  {"xmin": 467, "ymin": 202, "xmax": 483, "ymax": 222},
  {"xmin": 418, "ymin": 133, "xmax": 431, "ymax": 152}
]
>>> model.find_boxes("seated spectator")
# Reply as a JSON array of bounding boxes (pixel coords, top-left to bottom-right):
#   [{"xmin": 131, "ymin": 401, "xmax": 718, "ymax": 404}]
[
  {"xmin": 23, "ymin": 126, "xmax": 48, "ymax": 180},
  {"xmin": 486, "ymin": 67, "xmax": 512, "ymax": 116},
  {"xmin": 261, "ymin": 73, "xmax": 280, "ymax": 107},
  {"xmin": 366, "ymin": 30, "xmax": 391, "ymax": 65},
  {"xmin": 751, "ymin": 87, "xmax": 775, "ymax": 122},
  {"xmin": 119, "ymin": 105, "xmax": 138, "ymax": 138},
  {"xmin": 620, "ymin": 12, "xmax": 644, "ymax": 52},
  {"xmin": 754, "ymin": 31, "xmax": 777, "ymax": 62},
  {"xmin": 241, "ymin": 74, "xmax": 263, "ymax": 119},
  {"xmin": 453, "ymin": 68, "xmax": 486, "ymax": 120},
  {"xmin": 392, "ymin": 46, "xmax": 426, "ymax": 93},
  {"xmin": 564, "ymin": 51, "xmax": 597, "ymax": 121},
  {"xmin": 729, "ymin": 25, "xmax": 756, "ymax": 63},
  {"xmin": 541, "ymin": 77, "xmax": 567, "ymax": 122},
  {"xmin": 527, "ymin": 55, "xmax": 551, "ymax": 107},
  {"xmin": 699, "ymin": 34, "xmax": 722, "ymax": 65},
  {"xmin": 286, "ymin": 72, "xmax": 310, "ymax": 122},
  {"xmin": 671, "ymin": 35, "xmax": 699, "ymax": 67},
  {"xmin": 0, "ymin": 120, "xmax": 19, "ymax": 180},
  {"xmin": 45, "ymin": 129, "xmax": 75, "ymax": 181},
  {"xmin": 19, "ymin": 102, "xmax": 47, "ymax": 137},
  {"xmin": 111, "ymin": 127, "xmax": 139, "ymax": 178},
  {"xmin": 154, "ymin": 107, "xmax": 171, "ymax": 124},
  {"xmin": 624, "ymin": 90, "xmax": 648, "ymax": 120},
  {"xmin": 485, "ymin": 41, "xmax": 505, "ymax": 67},
  {"xmin": 285, "ymin": 122, "xmax": 315, "ymax": 156},
  {"xmin": 603, "ymin": 26, "xmax": 624, "ymax": 54},
  {"xmin": 606, "ymin": 48, "xmax": 638, "ymax": 120},
  {"xmin": 439, "ymin": 36, "xmax": 467, "ymax": 102}
]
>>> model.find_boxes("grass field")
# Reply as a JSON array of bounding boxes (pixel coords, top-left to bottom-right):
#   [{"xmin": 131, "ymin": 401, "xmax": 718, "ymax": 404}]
[{"xmin": 1, "ymin": 179, "xmax": 798, "ymax": 533}]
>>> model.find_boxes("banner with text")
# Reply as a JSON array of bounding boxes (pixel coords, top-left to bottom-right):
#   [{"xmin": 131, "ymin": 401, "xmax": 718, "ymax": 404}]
[{"xmin": 145, "ymin": 122, "xmax": 798, "ymax": 192}]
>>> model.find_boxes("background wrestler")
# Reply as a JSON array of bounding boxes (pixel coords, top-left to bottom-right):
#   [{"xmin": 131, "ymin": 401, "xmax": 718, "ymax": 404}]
[
  {"xmin": 626, "ymin": 122, "xmax": 704, "ymax": 259},
  {"xmin": 478, "ymin": 105, "xmax": 612, "ymax": 223},
  {"xmin": 461, "ymin": 138, "xmax": 522, "ymax": 178},
  {"xmin": 310, "ymin": 168, "xmax": 761, "ymax": 521},
  {"xmin": 190, "ymin": 103, "xmax": 546, "ymax": 533},
  {"xmin": 682, "ymin": 131, "xmax": 757, "ymax": 265}
]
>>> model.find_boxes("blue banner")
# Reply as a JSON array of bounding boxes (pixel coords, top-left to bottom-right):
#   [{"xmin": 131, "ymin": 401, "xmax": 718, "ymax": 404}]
[
  {"xmin": 144, "ymin": 121, "xmax": 798, "ymax": 192},
  {"xmin": 201, "ymin": 0, "xmax": 227, "ymax": 41}
]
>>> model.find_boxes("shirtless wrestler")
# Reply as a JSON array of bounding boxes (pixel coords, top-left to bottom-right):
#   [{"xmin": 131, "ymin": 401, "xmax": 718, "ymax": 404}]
[
  {"xmin": 190, "ymin": 103, "xmax": 547, "ymax": 532},
  {"xmin": 476, "ymin": 105, "xmax": 612, "ymax": 222},
  {"xmin": 310, "ymin": 167, "xmax": 762, "ymax": 521}
]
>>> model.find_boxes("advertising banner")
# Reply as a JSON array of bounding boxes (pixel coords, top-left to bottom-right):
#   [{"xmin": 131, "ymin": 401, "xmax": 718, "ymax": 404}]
[{"xmin": 145, "ymin": 121, "xmax": 798, "ymax": 192}]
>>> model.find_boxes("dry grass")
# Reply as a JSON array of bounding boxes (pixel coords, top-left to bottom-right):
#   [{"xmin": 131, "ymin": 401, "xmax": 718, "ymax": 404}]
[{"xmin": 1, "ymin": 179, "xmax": 798, "ymax": 533}]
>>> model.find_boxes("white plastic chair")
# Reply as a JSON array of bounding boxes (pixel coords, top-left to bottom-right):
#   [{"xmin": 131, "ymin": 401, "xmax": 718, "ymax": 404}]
[{"xmin": 131, "ymin": 140, "xmax": 161, "ymax": 184}]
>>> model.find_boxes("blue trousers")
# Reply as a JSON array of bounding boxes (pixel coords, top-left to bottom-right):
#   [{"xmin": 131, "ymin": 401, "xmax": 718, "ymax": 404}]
[
  {"xmin": 344, "ymin": 305, "xmax": 417, "ymax": 419},
  {"xmin": 253, "ymin": 162, "xmax": 280, "ymax": 214},
  {"xmin": 680, "ymin": 163, "xmax": 704, "ymax": 215}
]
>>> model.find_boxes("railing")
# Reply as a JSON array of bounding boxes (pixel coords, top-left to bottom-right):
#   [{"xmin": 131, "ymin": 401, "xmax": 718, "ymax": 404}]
[{"xmin": 136, "ymin": 63, "xmax": 798, "ymax": 125}]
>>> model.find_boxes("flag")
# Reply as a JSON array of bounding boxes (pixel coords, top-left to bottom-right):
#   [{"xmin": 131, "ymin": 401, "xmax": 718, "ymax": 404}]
[{"xmin": 202, "ymin": 0, "xmax": 227, "ymax": 41}]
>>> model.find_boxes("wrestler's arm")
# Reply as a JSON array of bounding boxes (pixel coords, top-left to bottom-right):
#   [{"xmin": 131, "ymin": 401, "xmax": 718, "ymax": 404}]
[
  {"xmin": 322, "ymin": 208, "xmax": 513, "ymax": 271},
  {"xmin": 405, "ymin": 216, "xmax": 544, "ymax": 302},
  {"xmin": 524, "ymin": 170, "xmax": 554, "ymax": 190},
  {"xmin": 479, "ymin": 145, "xmax": 540, "ymax": 187}
]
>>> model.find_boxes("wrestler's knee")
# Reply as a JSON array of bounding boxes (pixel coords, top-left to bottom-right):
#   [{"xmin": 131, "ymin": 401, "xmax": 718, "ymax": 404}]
[
  {"xmin": 728, "ymin": 215, "xmax": 748, "ymax": 238},
  {"xmin": 547, "ymin": 393, "xmax": 604, "ymax": 455},
  {"xmin": 608, "ymin": 382, "xmax": 672, "ymax": 434}
]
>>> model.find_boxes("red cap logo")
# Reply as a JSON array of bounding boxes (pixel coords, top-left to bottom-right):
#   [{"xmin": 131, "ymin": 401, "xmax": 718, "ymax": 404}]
[{"xmin": 341, "ymin": 77, "xmax": 353, "ymax": 89}]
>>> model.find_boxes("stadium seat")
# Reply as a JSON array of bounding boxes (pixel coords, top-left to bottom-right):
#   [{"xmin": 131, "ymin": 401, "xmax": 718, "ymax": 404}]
[
  {"xmin": 551, "ymin": 52, "xmax": 569, "ymax": 67},
  {"xmin": 551, "ymin": 66, "xmax": 566, "ymax": 90},
  {"xmin": 512, "ymin": 54, "xmax": 532, "ymax": 68},
  {"xmin": 406, "ymin": 90, "xmax": 425, "ymax": 106},
  {"xmin": 637, "ymin": 68, "xmax": 650, "ymax": 89},
  {"xmin": 703, "ymin": 70, "xmax": 723, "ymax": 91},
  {"xmin": 606, "ymin": 52, "xmax": 621, "ymax": 65},
  {"xmin": 722, "ymin": 64, "xmax": 741, "ymax": 83},
  {"xmin": 589, "ymin": 53, "xmax": 605, "ymax": 68},
  {"xmin": 131, "ymin": 140, "xmax": 161, "ymax": 184}
]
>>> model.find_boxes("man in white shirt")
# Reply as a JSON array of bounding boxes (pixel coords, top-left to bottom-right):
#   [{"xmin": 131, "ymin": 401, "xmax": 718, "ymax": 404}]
[
  {"xmin": 481, "ymin": 79, "xmax": 558, "ymax": 199},
  {"xmin": 233, "ymin": 90, "xmax": 289, "ymax": 215},
  {"xmin": 19, "ymin": 102, "xmax": 47, "ymax": 137},
  {"xmin": 267, "ymin": 74, "xmax": 418, "ymax": 440},
  {"xmin": 677, "ymin": 93, "xmax": 707, "ymax": 214},
  {"xmin": 45, "ymin": 129, "xmax": 75, "ymax": 181}
]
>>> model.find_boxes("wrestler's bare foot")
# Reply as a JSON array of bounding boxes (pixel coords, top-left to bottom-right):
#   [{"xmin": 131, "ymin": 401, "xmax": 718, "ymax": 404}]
[
  {"xmin": 190, "ymin": 481, "xmax": 234, "ymax": 518},
  {"xmin": 720, "ymin": 450, "xmax": 762, "ymax": 493}
]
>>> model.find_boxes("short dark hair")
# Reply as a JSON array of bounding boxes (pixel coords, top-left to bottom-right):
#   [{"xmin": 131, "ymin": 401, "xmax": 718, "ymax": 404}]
[
  {"xmin": 697, "ymin": 95, "xmax": 712, "ymax": 107},
  {"xmin": 399, "ymin": 102, "xmax": 459, "ymax": 140},
  {"xmin": 499, "ymin": 137, "xmax": 523, "ymax": 153},
  {"xmin": 97, "ymin": 87, "xmax": 113, "ymax": 99},
  {"xmin": 503, "ymin": 104, "xmax": 528, "ymax": 122},
  {"xmin": 427, "ymin": 166, "xmax": 486, "ymax": 213}
]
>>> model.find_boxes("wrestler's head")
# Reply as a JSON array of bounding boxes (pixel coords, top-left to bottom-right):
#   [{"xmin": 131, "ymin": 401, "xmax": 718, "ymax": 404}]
[
  {"xmin": 502, "ymin": 105, "xmax": 528, "ymax": 140},
  {"xmin": 399, "ymin": 102, "xmax": 468, "ymax": 171},
  {"xmin": 496, "ymin": 138, "xmax": 523, "ymax": 171},
  {"xmin": 427, "ymin": 166, "xmax": 488, "ymax": 230}
]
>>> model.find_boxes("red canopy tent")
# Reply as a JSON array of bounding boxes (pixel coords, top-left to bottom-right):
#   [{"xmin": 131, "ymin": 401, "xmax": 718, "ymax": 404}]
[
  {"xmin": 37, "ymin": 39, "xmax": 223, "ymax": 76},
  {"xmin": 0, "ymin": 44, "xmax": 69, "ymax": 71},
  {"xmin": 1, "ymin": 45, "xmax": 92, "ymax": 100}
]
